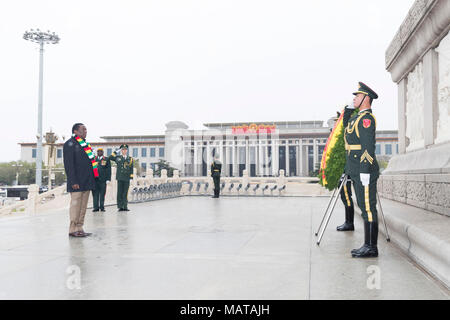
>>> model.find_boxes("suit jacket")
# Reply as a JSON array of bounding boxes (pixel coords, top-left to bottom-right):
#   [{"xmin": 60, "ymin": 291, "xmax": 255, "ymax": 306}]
[{"xmin": 63, "ymin": 136, "xmax": 96, "ymax": 193}]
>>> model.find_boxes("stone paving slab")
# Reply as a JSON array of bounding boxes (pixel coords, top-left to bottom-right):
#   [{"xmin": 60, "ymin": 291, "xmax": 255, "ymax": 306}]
[{"xmin": 0, "ymin": 197, "xmax": 448, "ymax": 300}]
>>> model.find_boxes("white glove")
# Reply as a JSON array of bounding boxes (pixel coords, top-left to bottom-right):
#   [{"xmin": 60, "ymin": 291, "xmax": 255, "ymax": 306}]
[
  {"xmin": 106, "ymin": 180, "xmax": 110, "ymax": 185},
  {"xmin": 346, "ymin": 101, "xmax": 355, "ymax": 109},
  {"xmin": 360, "ymin": 173, "xmax": 370, "ymax": 186}
]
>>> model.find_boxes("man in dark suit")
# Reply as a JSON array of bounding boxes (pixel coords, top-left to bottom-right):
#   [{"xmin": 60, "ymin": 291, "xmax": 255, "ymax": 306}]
[
  {"xmin": 63, "ymin": 123, "xmax": 96, "ymax": 238},
  {"xmin": 92, "ymin": 148, "xmax": 111, "ymax": 212}
]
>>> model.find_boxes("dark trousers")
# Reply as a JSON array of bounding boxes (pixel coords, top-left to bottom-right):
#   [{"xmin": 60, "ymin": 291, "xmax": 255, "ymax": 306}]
[
  {"xmin": 350, "ymin": 175, "xmax": 378, "ymax": 224},
  {"xmin": 339, "ymin": 179, "xmax": 354, "ymax": 209},
  {"xmin": 92, "ymin": 179, "xmax": 107, "ymax": 210},
  {"xmin": 117, "ymin": 180, "xmax": 130, "ymax": 209},
  {"xmin": 213, "ymin": 176, "xmax": 220, "ymax": 197}
]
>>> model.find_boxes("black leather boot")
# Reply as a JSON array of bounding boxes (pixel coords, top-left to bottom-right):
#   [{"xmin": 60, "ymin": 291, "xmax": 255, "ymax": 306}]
[
  {"xmin": 337, "ymin": 206, "xmax": 355, "ymax": 231},
  {"xmin": 351, "ymin": 221, "xmax": 370, "ymax": 255},
  {"xmin": 352, "ymin": 221, "xmax": 378, "ymax": 258}
]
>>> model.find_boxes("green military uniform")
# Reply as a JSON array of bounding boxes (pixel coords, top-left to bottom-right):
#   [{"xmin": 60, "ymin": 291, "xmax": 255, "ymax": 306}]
[
  {"xmin": 109, "ymin": 145, "xmax": 134, "ymax": 211},
  {"xmin": 92, "ymin": 151, "xmax": 111, "ymax": 211},
  {"xmin": 211, "ymin": 160, "xmax": 222, "ymax": 198},
  {"xmin": 343, "ymin": 82, "xmax": 380, "ymax": 258}
]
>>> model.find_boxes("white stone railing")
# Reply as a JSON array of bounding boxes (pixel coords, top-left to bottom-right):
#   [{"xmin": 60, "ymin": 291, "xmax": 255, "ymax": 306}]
[
  {"xmin": 0, "ymin": 184, "xmax": 68, "ymax": 217},
  {"xmin": 130, "ymin": 168, "xmax": 328, "ymax": 199},
  {"xmin": 0, "ymin": 168, "xmax": 329, "ymax": 216}
]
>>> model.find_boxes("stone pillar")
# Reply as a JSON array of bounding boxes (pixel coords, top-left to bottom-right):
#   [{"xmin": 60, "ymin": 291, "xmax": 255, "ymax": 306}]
[
  {"xmin": 313, "ymin": 140, "xmax": 318, "ymax": 172},
  {"xmin": 273, "ymin": 144, "xmax": 279, "ymax": 176},
  {"xmin": 245, "ymin": 141, "xmax": 249, "ymax": 172},
  {"xmin": 242, "ymin": 169, "xmax": 249, "ymax": 187},
  {"xmin": 285, "ymin": 145, "xmax": 290, "ymax": 177},
  {"xmin": 161, "ymin": 169, "xmax": 168, "ymax": 182},
  {"xmin": 193, "ymin": 146, "xmax": 199, "ymax": 177},
  {"xmin": 27, "ymin": 184, "xmax": 40, "ymax": 214},
  {"xmin": 146, "ymin": 168, "xmax": 154, "ymax": 184},
  {"xmin": 398, "ymin": 78, "xmax": 407, "ymax": 154},
  {"xmin": 299, "ymin": 141, "xmax": 304, "ymax": 176},
  {"xmin": 423, "ymin": 49, "xmax": 439, "ymax": 147},
  {"xmin": 278, "ymin": 169, "xmax": 286, "ymax": 186},
  {"xmin": 172, "ymin": 170, "xmax": 180, "ymax": 182}
]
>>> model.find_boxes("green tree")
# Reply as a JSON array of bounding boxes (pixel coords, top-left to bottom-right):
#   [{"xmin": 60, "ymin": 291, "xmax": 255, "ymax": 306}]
[{"xmin": 153, "ymin": 159, "xmax": 178, "ymax": 177}]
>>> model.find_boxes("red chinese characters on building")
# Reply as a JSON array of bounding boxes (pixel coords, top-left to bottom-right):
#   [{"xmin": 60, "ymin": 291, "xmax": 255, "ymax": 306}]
[{"xmin": 231, "ymin": 124, "xmax": 277, "ymax": 134}]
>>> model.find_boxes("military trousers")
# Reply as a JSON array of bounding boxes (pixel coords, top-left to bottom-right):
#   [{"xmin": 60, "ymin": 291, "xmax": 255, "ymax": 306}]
[
  {"xmin": 350, "ymin": 174, "xmax": 378, "ymax": 224},
  {"xmin": 92, "ymin": 179, "xmax": 107, "ymax": 210},
  {"xmin": 117, "ymin": 180, "xmax": 130, "ymax": 209},
  {"xmin": 339, "ymin": 177, "xmax": 354, "ymax": 209},
  {"xmin": 213, "ymin": 176, "xmax": 220, "ymax": 197}
]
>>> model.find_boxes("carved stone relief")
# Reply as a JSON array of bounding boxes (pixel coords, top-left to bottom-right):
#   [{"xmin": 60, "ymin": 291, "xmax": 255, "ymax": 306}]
[
  {"xmin": 406, "ymin": 62, "xmax": 425, "ymax": 151},
  {"xmin": 435, "ymin": 32, "xmax": 450, "ymax": 144}
]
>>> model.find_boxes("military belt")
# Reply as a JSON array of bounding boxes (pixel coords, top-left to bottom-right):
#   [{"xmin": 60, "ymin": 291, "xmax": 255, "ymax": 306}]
[
  {"xmin": 213, "ymin": 170, "xmax": 220, "ymax": 172},
  {"xmin": 345, "ymin": 144, "xmax": 361, "ymax": 151}
]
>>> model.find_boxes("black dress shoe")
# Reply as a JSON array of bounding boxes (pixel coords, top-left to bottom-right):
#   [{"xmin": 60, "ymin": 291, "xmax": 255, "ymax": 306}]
[
  {"xmin": 69, "ymin": 231, "xmax": 87, "ymax": 238},
  {"xmin": 124, "ymin": 208, "xmax": 130, "ymax": 211},
  {"xmin": 93, "ymin": 209, "xmax": 99, "ymax": 212},
  {"xmin": 100, "ymin": 209, "xmax": 106, "ymax": 212}
]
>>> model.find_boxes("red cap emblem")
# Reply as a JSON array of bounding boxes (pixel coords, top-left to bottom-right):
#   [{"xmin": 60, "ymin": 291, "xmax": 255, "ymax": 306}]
[{"xmin": 363, "ymin": 119, "xmax": 371, "ymax": 128}]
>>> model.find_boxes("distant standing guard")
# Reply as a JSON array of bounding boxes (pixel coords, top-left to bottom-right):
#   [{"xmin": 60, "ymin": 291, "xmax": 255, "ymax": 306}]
[
  {"xmin": 211, "ymin": 154, "xmax": 222, "ymax": 198},
  {"xmin": 92, "ymin": 148, "xmax": 111, "ymax": 212},
  {"xmin": 109, "ymin": 144, "xmax": 134, "ymax": 211},
  {"xmin": 343, "ymin": 82, "xmax": 380, "ymax": 258}
]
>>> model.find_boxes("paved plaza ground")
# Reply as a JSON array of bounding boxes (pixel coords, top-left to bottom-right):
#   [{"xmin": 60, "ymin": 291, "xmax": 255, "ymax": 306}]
[{"xmin": 0, "ymin": 196, "xmax": 448, "ymax": 300}]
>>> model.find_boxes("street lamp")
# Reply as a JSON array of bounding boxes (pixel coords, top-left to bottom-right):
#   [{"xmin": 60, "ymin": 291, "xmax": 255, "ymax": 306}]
[{"xmin": 23, "ymin": 29, "xmax": 60, "ymax": 187}]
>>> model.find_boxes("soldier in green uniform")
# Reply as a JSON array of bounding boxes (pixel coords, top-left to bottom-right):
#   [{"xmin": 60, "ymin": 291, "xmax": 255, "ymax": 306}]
[
  {"xmin": 211, "ymin": 154, "xmax": 222, "ymax": 198},
  {"xmin": 343, "ymin": 82, "xmax": 380, "ymax": 258},
  {"xmin": 109, "ymin": 144, "xmax": 134, "ymax": 212},
  {"xmin": 92, "ymin": 148, "xmax": 111, "ymax": 212}
]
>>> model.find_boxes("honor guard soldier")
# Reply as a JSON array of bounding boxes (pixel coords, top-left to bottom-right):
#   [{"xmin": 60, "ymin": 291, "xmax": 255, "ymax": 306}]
[
  {"xmin": 109, "ymin": 144, "xmax": 134, "ymax": 212},
  {"xmin": 211, "ymin": 154, "xmax": 222, "ymax": 198},
  {"xmin": 343, "ymin": 82, "xmax": 380, "ymax": 258},
  {"xmin": 92, "ymin": 148, "xmax": 111, "ymax": 212}
]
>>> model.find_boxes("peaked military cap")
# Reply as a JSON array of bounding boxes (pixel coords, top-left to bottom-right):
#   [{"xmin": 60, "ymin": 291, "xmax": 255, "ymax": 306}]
[
  {"xmin": 97, "ymin": 147, "xmax": 104, "ymax": 151},
  {"xmin": 353, "ymin": 82, "xmax": 378, "ymax": 100},
  {"xmin": 120, "ymin": 144, "xmax": 129, "ymax": 150}
]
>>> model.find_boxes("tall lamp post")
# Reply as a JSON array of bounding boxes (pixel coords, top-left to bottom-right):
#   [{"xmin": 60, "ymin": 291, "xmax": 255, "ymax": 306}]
[{"xmin": 23, "ymin": 29, "xmax": 60, "ymax": 187}]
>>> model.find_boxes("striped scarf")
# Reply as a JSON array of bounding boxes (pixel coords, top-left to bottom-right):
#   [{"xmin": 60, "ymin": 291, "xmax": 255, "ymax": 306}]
[{"xmin": 74, "ymin": 135, "xmax": 99, "ymax": 178}]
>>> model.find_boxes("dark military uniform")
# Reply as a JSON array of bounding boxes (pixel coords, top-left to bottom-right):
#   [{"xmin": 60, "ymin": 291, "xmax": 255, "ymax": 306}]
[
  {"xmin": 211, "ymin": 160, "xmax": 222, "ymax": 198},
  {"xmin": 343, "ymin": 82, "xmax": 380, "ymax": 258},
  {"xmin": 92, "ymin": 153, "xmax": 111, "ymax": 211},
  {"xmin": 109, "ymin": 145, "xmax": 134, "ymax": 211}
]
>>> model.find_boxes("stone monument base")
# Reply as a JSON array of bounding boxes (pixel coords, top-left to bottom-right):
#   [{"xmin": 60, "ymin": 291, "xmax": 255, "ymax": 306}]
[{"xmin": 379, "ymin": 142, "xmax": 450, "ymax": 216}]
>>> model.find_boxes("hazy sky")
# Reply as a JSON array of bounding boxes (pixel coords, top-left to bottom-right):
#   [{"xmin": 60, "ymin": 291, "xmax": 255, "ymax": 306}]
[{"xmin": 0, "ymin": 0, "xmax": 414, "ymax": 162}]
